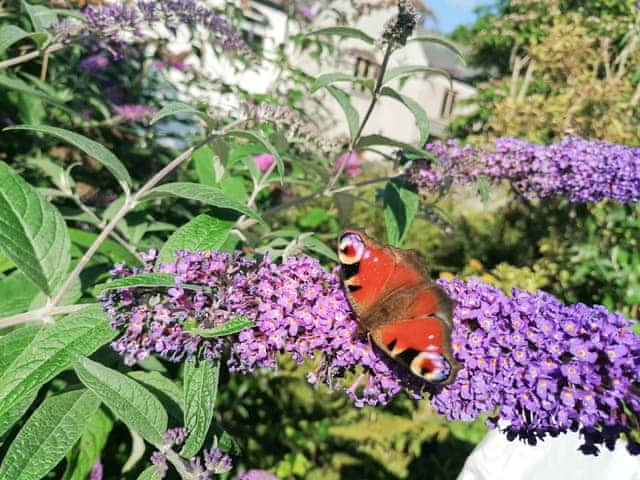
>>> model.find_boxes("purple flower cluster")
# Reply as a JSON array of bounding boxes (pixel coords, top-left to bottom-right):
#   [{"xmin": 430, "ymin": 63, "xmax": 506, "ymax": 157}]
[
  {"xmin": 406, "ymin": 137, "xmax": 640, "ymax": 203},
  {"xmin": 102, "ymin": 251, "xmax": 640, "ymax": 455},
  {"xmin": 238, "ymin": 470, "xmax": 279, "ymax": 480},
  {"xmin": 102, "ymin": 250, "xmax": 411, "ymax": 406},
  {"xmin": 150, "ymin": 428, "xmax": 232, "ymax": 479},
  {"xmin": 434, "ymin": 278, "xmax": 640, "ymax": 455},
  {"xmin": 83, "ymin": 0, "xmax": 249, "ymax": 55}
]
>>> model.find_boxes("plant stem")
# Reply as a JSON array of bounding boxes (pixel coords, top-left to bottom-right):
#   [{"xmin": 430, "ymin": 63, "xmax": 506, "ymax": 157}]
[
  {"xmin": 0, "ymin": 303, "xmax": 95, "ymax": 329},
  {"xmin": 326, "ymin": 42, "xmax": 394, "ymax": 191},
  {"xmin": 164, "ymin": 449, "xmax": 193, "ymax": 479},
  {"xmin": 71, "ymin": 195, "xmax": 142, "ymax": 262},
  {"xmin": 49, "ymin": 118, "xmax": 247, "ymax": 308},
  {"xmin": 0, "ymin": 43, "xmax": 65, "ymax": 70}
]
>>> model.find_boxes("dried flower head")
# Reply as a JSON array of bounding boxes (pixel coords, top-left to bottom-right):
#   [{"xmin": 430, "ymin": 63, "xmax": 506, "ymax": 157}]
[{"xmin": 382, "ymin": 0, "xmax": 419, "ymax": 48}]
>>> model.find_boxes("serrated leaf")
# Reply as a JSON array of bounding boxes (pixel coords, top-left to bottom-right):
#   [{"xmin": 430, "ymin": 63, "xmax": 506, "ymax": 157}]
[
  {"xmin": 23, "ymin": 0, "xmax": 58, "ymax": 32},
  {"xmin": 0, "ymin": 160, "xmax": 71, "ymax": 296},
  {"xmin": 326, "ymin": 86, "xmax": 359, "ymax": 142},
  {"xmin": 95, "ymin": 273, "xmax": 176, "ymax": 293},
  {"xmin": 75, "ymin": 357, "xmax": 168, "ymax": 445},
  {"xmin": 356, "ymin": 134, "xmax": 425, "ymax": 157},
  {"xmin": 0, "ymin": 306, "xmax": 115, "ymax": 437},
  {"xmin": 476, "ymin": 175, "xmax": 490, "ymax": 209},
  {"xmin": 384, "ymin": 180, "xmax": 419, "ymax": 247},
  {"xmin": 382, "ymin": 65, "xmax": 452, "ymax": 88},
  {"xmin": 306, "ymin": 26, "xmax": 374, "ymax": 44},
  {"xmin": 63, "ymin": 408, "xmax": 113, "ymax": 480},
  {"xmin": 150, "ymin": 101, "xmax": 209, "ymax": 125},
  {"xmin": 137, "ymin": 466, "xmax": 162, "ymax": 480},
  {"xmin": 0, "ymin": 75, "xmax": 73, "ymax": 113},
  {"xmin": 144, "ymin": 182, "xmax": 263, "ymax": 223},
  {"xmin": 181, "ymin": 359, "xmax": 219, "ymax": 458},
  {"xmin": 128, "ymin": 371, "xmax": 184, "ymax": 424},
  {"xmin": 0, "ymin": 389, "xmax": 100, "ymax": 480},
  {"xmin": 0, "ymin": 25, "xmax": 49, "ymax": 55},
  {"xmin": 0, "ymin": 324, "xmax": 41, "ymax": 375},
  {"xmin": 6, "ymin": 125, "xmax": 132, "ymax": 194},
  {"xmin": 380, "ymin": 86, "xmax": 430, "ymax": 145},
  {"xmin": 224, "ymin": 129, "xmax": 284, "ymax": 182},
  {"xmin": 311, "ymin": 72, "xmax": 373, "ymax": 93},
  {"xmin": 158, "ymin": 214, "xmax": 234, "ymax": 264},
  {"xmin": 187, "ymin": 316, "xmax": 255, "ymax": 337}
]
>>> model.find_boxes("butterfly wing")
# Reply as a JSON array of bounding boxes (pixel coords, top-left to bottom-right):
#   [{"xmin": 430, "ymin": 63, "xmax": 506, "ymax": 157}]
[{"xmin": 339, "ymin": 228, "xmax": 459, "ymax": 384}]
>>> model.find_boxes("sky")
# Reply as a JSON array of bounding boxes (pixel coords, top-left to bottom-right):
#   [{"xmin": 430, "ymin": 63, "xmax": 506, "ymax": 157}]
[{"xmin": 422, "ymin": 0, "xmax": 489, "ymax": 34}]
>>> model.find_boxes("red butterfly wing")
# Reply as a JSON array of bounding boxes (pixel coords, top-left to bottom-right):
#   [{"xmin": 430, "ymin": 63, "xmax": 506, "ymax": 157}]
[{"xmin": 338, "ymin": 228, "xmax": 459, "ymax": 384}]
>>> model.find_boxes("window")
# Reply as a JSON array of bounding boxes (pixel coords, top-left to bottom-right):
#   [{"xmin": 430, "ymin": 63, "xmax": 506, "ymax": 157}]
[
  {"xmin": 354, "ymin": 56, "xmax": 377, "ymax": 79},
  {"xmin": 242, "ymin": 29, "xmax": 264, "ymax": 51},
  {"xmin": 440, "ymin": 88, "xmax": 458, "ymax": 118},
  {"xmin": 353, "ymin": 56, "xmax": 378, "ymax": 92}
]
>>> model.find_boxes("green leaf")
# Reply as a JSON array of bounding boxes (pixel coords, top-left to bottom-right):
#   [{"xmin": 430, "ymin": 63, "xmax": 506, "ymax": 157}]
[
  {"xmin": 6, "ymin": 125, "xmax": 132, "ymax": 194},
  {"xmin": 380, "ymin": 86, "xmax": 430, "ymax": 145},
  {"xmin": 302, "ymin": 236, "xmax": 339, "ymax": 262},
  {"xmin": 409, "ymin": 35, "xmax": 466, "ymax": 62},
  {"xmin": 0, "ymin": 389, "xmax": 100, "ymax": 480},
  {"xmin": 74, "ymin": 357, "xmax": 168, "ymax": 445},
  {"xmin": 194, "ymin": 145, "xmax": 217, "ymax": 186},
  {"xmin": 0, "ymin": 25, "xmax": 49, "ymax": 55},
  {"xmin": 137, "ymin": 466, "xmax": 162, "ymax": 480},
  {"xmin": 29, "ymin": 157, "xmax": 74, "ymax": 193},
  {"xmin": 0, "ymin": 75, "xmax": 73, "ymax": 113},
  {"xmin": 95, "ymin": 273, "xmax": 176, "ymax": 293},
  {"xmin": 63, "ymin": 408, "xmax": 113, "ymax": 480},
  {"xmin": 383, "ymin": 180, "xmax": 419, "ymax": 247},
  {"xmin": 0, "ymin": 305, "xmax": 115, "ymax": 437},
  {"xmin": 69, "ymin": 228, "xmax": 140, "ymax": 265},
  {"xmin": 382, "ymin": 65, "xmax": 452, "ymax": 87},
  {"xmin": 0, "ymin": 271, "xmax": 41, "ymax": 318},
  {"xmin": 0, "ymin": 324, "xmax": 41, "ymax": 376},
  {"xmin": 150, "ymin": 101, "xmax": 209, "ymax": 125},
  {"xmin": 128, "ymin": 371, "xmax": 184, "ymax": 423},
  {"xmin": 224, "ymin": 129, "xmax": 284, "ymax": 182},
  {"xmin": 356, "ymin": 134, "xmax": 425, "ymax": 157},
  {"xmin": 181, "ymin": 359, "xmax": 219, "ymax": 458},
  {"xmin": 0, "ymin": 160, "xmax": 71, "ymax": 296},
  {"xmin": 476, "ymin": 175, "xmax": 490, "ymax": 209},
  {"xmin": 311, "ymin": 73, "xmax": 373, "ymax": 93},
  {"xmin": 186, "ymin": 316, "xmax": 255, "ymax": 337},
  {"xmin": 144, "ymin": 182, "xmax": 263, "ymax": 223},
  {"xmin": 158, "ymin": 214, "xmax": 234, "ymax": 264},
  {"xmin": 326, "ymin": 86, "xmax": 359, "ymax": 142},
  {"xmin": 306, "ymin": 27, "xmax": 374, "ymax": 44},
  {"xmin": 23, "ymin": 0, "xmax": 58, "ymax": 32}
]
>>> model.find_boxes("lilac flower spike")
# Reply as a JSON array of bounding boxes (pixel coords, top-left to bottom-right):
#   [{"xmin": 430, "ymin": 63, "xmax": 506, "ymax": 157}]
[
  {"xmin": 83, "ymin": 0, "xmax": 250, "ymax": 55},
  {"xmin": 101, "ymin": 251, "xmax": 640, "ymax": 455},
  {"xmin": 407, "ymin": 137, "xmax": 640, "ymax": 204}
]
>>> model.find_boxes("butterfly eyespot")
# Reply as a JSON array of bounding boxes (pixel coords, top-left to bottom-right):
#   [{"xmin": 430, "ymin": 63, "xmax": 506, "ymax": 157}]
[{"xmin": 338, "ymin": 233, "xmax": 365, "ymax": 264}]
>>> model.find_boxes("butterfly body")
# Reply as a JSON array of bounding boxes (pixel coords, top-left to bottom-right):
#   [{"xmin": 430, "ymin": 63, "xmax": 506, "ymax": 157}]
[{"xmin": 338, "ymin": 228, "xmax": 459, "ymax": 385}]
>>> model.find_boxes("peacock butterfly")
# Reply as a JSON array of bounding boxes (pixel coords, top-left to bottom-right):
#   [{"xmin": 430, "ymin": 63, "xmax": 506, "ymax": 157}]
[{"xmin": 338, "ymin": 228, "xmax": 460, "ymax": 385}]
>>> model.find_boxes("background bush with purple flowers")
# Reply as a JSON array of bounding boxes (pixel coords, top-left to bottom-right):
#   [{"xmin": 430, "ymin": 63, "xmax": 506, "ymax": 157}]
[{"xmin": 0, "ymin": 0, "xmax": 639, "ymax": 479}]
